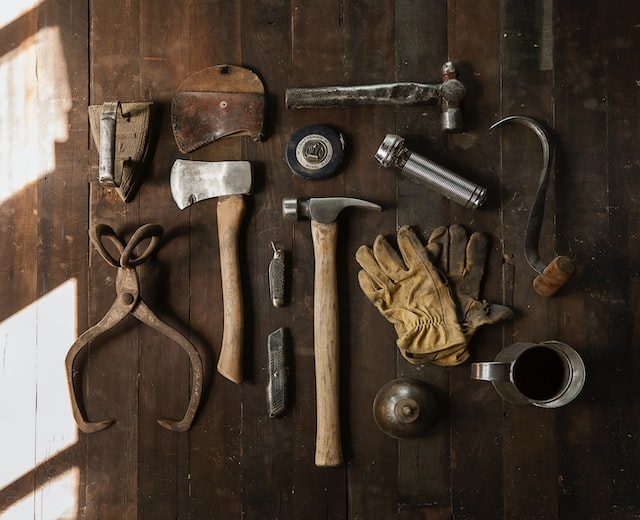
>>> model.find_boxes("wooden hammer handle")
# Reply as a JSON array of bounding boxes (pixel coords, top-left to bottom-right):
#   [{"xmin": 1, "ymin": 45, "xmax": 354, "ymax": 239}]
[
  {"xmin": 216, "ymin": 195, "xmax": 245, "ymax": 384},
  {"xmin": 311, "ymin": 220, "xmax": 343, "ymax": 466}
]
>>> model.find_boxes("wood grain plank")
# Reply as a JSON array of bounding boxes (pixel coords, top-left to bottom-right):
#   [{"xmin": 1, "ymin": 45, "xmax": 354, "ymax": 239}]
[
  {"xmin": 336, "ymin": 1, "xmax": 399, "ymax": 519},
  {"xmin": 0, "ymin": 6, "xmax": 41, "ymax": 517},
  {"xmin": 553, "ymin": 2, "xmax": 613, "ymax": 519},
  {"xmin": 495, "ymin": 2, "xmax": 560, "ymax": 519},
  {"xmin": 176, "ymin": 2, "xmax": 245, "ymax": 519},
  {"xmin": 33, "ymin": 1, "xmax": 90, "ymax": 518},
  {"xmin": 394, "ymin": 2, "xmax": 451, "ymax": 519},
  {"xmin": 447, "ymin": 1, "xmax": 506, "ymax": 519},
  {"xmin": 135, "ymin": 1, "xmax": 194, "ymax": 518},
  {"xmin": 288, "ymin": 2, "xmax": 350, "ymax": 518},
  {"xmin": 605, "ymin": 3, "xmax": 640, "ymax": 517},
  {"xmin": 237, "ymin": 1, "xmax": 298, "ymax": 519},
  {"xmin": 86, "ymin": 1, "xmax": 142, "ymax": 518}
]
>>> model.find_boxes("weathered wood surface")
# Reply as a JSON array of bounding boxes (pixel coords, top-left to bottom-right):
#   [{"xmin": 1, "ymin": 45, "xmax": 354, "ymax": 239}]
[{"xmin": 0, "ymin": 1, "xmax": 639, "ymax": 519}]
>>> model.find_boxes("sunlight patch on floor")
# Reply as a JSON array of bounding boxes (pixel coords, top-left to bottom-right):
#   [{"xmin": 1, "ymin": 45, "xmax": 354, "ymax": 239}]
[
  {"xmin": 0, "ymin": 24, "xmax": 71, "ymax": 205},
  {"xmin": 0, "ymin": 279, "xmax": 79, "ymax": 518}
]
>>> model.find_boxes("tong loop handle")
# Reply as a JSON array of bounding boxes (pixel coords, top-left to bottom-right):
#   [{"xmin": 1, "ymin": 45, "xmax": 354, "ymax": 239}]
[
  {"xmin": 90, "ymin": 223, "xmax": 123, "ymax": 267},
  {"xmin": 121, "ymin": 223, "xmax": 163, "ymax": 267},
  {"xmin": 89, "ymin": 223, "xmax": 163, "ymax": 267}
]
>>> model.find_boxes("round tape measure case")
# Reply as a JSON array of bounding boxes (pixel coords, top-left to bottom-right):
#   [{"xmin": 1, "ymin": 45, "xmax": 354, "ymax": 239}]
[{"xmin": 285, "ymin": 125, "xmax": 345, "ymax": 180}]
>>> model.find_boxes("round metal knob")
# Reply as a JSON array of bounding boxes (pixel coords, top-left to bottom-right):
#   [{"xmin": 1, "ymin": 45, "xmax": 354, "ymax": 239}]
[{"xmin": 372, "ymin": 378, "xmax": 438, "ymax": 439}]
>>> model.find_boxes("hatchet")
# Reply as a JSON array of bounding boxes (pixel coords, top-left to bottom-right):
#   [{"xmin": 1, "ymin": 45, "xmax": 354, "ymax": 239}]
[{"xmin": 170, "ymin": 159, "xmax": 252, "ymax": 383}]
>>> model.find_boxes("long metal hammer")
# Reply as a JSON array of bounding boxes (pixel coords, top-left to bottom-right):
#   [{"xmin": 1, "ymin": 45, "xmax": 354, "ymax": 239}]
[
  {"xmin": 285, "ymin": 62, "xmax": 465, "ymax": 132},
  {"xmin": 283, "ymin": 196, "xmax": 381, "ymax": 466}
]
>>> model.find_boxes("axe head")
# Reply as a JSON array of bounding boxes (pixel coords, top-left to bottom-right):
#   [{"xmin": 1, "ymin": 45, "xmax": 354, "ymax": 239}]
[{"xmin": 170, "ymin": 159, "xmax": 253, "ymax": 210}]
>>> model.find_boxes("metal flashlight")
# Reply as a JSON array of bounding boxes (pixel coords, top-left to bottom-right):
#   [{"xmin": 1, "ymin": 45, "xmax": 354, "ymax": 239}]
[{"xmin": 374, "ymin": 134, "xmax": 487, "ymax": 209}]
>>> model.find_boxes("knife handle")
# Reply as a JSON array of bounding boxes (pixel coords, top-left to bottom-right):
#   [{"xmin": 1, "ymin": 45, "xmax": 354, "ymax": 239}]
[
  {"xmin": 267, "ymin": 327, "xmax": 287, "ymax": 417},
  {"xmin": 216, "ymin": 194, "xmax": 245, "ymax": 384},
  {"xmin": 269, "ymin": 242, "xmax": 286, "ymax": 307}
]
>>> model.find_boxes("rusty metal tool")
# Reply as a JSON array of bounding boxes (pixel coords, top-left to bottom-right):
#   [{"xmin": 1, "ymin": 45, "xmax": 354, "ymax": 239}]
[
  {"xmin": 170, "ymin": 159, "xmax": 252, "ymax": 384},
  {"xmin": 490, "ymin": 115, "xmax": 575, "ymax": 296},
  {"xmin": 171, "ymin": 64, "xmax": 265, "ymax": 153},
  {"xmin": 88, "ymin": 101, "xmax": 154, "ymax": 202},
  {"xmin": 283, "ymin": 196, "xmax": 381, "ymax": 466},
  {"xmin": 65, "ymin": 223, "xmax": 204, "ymax": 433},
  {"xmin": 286, "ymin": 62, "xmax": 465, "ymax": 132}
]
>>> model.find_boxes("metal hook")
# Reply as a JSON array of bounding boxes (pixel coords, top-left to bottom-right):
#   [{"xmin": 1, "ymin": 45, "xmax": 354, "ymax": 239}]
[{"xmin": 491, "ymin": 115, "xmax": 575, "ymax": 296}]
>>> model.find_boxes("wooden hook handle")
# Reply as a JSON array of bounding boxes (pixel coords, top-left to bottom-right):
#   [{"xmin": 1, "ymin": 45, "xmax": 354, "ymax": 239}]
[
  {"xmin": 216, "ymin": 195, "xmax": 245, "ymax": 383},
  {"xmin": 311, "ymin": 220, "xmax": 343, "ymax": 466},
  {"xmin": 533, "ymin": 255, "xmax": 575, "ymax": 297}
]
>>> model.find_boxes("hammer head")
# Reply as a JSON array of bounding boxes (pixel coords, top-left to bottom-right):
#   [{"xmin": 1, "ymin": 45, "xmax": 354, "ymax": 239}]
[
  {"xmin": 439, "ymin": 62, "xmax": 465, "ymax": 132},
  {"xmin": 170, "ymin": 159, "xmax": 252, "ymax": 209},
  {"xmin": 282, "ymin": 196, "xmax": 381, "ymax": 224}
]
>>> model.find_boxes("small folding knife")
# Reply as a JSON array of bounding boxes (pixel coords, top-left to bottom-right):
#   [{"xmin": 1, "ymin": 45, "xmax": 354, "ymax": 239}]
[{"xmin": 268, "ymin": 241, "xmax": 285, "ymax": 307}]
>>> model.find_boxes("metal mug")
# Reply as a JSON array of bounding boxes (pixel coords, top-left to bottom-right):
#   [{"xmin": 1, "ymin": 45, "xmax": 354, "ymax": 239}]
[{"xmin": 470, "ymin": 341, "xmax": 586, "ymax": 408}]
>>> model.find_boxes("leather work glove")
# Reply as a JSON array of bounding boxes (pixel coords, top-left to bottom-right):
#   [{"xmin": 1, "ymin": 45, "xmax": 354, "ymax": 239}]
[
  {"xmin": 426, "ymin": 225, "xmax": 513, "ymax": 343},
  {"xmin": 355, "ymin": 225, "xmax": 468, "ymax": 366}
]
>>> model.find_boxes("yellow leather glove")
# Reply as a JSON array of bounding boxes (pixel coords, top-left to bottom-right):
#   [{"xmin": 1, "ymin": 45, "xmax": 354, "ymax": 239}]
[
  {"xmin": 356, "ymin": 225, "xmax": 467, "ymax": 366},
  {"xmin": 427, "ymin": 225, "xmax": 513, "ymax": 343}
]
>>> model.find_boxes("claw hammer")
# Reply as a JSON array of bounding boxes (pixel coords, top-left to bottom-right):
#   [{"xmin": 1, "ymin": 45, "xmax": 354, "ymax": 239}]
[{"xmin": 283, "ymin": 196, "xmax": 381, "ymax": 466}]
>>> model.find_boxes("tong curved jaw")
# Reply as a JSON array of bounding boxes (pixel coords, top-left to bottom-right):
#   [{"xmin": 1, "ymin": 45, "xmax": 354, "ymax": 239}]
[{"xmin": 66, "ymin": 223, "xmax": 203, "ymax": 433}]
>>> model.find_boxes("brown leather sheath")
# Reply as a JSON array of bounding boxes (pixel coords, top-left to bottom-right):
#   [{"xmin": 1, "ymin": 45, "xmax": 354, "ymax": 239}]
[{"xmin": 171, "ymin": 65, "xmax": 265, "ymax": 153}]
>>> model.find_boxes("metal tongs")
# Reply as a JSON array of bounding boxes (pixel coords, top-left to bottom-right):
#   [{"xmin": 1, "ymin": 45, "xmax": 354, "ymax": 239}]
[{"xmin": 65, "ymin": 222, "xmax": 203, "ymax": 433}]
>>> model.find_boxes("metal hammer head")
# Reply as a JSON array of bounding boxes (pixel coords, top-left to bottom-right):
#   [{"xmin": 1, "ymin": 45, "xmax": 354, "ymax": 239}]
[
  {"xmin": 439, "ymin": 62, "xmax": 465, "ymax": 132},
  {"xmin": 170, "ymin": 159, "xmax": 252, "ymax": 209},
  {"xmin": 282, "ymin": 196, "xmax": 381, "ymax": 223}
]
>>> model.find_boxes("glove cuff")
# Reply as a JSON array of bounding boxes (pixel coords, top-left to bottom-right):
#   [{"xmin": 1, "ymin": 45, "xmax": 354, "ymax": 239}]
[{"xmin": 397, "ymin": 316, "xmax": 467, "ymax": 360}]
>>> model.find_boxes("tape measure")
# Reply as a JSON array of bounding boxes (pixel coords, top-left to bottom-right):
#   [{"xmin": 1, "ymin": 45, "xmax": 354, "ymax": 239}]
[{"xmin": 285, "ymin": 125, "xmax": 345, "ymax": 180}]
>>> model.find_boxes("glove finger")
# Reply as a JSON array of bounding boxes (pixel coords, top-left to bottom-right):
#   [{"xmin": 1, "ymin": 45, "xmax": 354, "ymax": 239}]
[
  {"xmin": 448, "ymin": 224, "xmax": 469, "ymax": 277},
  {"xmin": 397, "ymin": 225, "xmax": 433, "ymax": 271},
  {"xmin": 355, "ymin": 243, "xmax": 391, "ymax": 288},
  {"xmin": 484, "ymin": 302, "xmax": 514, "ymax": 324},
  {"xmin": 357, "ymin": 269, "xmax": 388, "ymax": 310},
  {"xmin": 372, "ymin": 233, "xmax": 408, "ymax": 282},
  {"xmin": 425, "ymin": 240, "xmax": 441, "ymax": 264},
  {"xmin": 462, "ymin": 301, "xmax": 514, "ymax": 340},
  {"xmin": 427, "ymin": 226, "xmax": 449, "ymax": 272},
  {"xmin": 465, "ymin": 230, "xmax": 489, "ymax": 273}
]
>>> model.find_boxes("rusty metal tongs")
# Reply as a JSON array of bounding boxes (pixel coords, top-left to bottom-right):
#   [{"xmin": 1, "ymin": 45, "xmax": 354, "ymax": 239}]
[{"xmin": 65, "ymin": 222, "xmax": 203, "ymax": 433}]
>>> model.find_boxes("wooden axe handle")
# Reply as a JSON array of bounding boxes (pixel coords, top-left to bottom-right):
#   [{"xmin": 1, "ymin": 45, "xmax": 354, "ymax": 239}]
[
  {"xmin": 216, "ymin": 195, "xmax": 245, "ymax": 384},
  {"xmin": 311, "ymin": 220, "xmax": 343, "ymax": 466}
]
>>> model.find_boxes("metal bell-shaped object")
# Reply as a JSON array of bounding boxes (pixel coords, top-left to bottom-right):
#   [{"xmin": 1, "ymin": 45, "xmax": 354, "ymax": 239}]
[{"xmin": 372, "ymin": 378, "xmax": 438, "ymax": 439}]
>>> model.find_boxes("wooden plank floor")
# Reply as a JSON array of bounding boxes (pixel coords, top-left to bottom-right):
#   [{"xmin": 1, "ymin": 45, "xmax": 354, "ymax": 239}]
[{"xmin": 0, "ymin": 1, "xmax": 639, "ymax": 519}]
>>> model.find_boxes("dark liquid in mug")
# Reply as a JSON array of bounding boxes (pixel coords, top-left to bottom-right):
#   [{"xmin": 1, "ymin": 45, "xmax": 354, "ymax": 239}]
[{"xmin": 512, "ymin": 346, "xmax": 567, "ymax": 401}]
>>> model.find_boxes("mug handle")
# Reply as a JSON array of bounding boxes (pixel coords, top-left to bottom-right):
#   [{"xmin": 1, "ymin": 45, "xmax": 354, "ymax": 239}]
[{"xmin": 470, "ymin": 362, "xmax": 512, "ymax": 382}]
